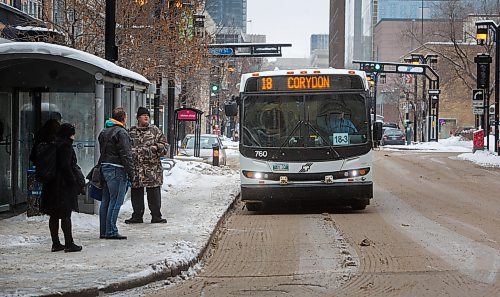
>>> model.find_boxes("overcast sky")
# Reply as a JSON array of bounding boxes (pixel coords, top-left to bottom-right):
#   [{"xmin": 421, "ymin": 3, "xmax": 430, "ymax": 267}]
[{"xmin": 246, "ymin": 0, "xmax": 330, "ymax": 59}]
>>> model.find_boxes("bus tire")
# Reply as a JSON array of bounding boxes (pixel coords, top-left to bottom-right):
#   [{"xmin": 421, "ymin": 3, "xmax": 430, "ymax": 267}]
[{"xmin": 245, "ymin": 202, "xmax": 262, "ymax": 211}]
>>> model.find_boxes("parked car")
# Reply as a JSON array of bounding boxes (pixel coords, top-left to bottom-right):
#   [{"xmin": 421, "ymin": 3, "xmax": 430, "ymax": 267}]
[
  {"xmin": 381, "ymin": 129, "xmax": 406, "ymax": 146},
  {"xmin": 382, "ymin": 126, "xmax": 397, "ymax": 135},
  {"xmin": 382, "ymin": 122, "xmax": 399, "ymax": 129},
  {"xmin": 178, "ymin": 134, "xmax": 227, "ymax": 165}
]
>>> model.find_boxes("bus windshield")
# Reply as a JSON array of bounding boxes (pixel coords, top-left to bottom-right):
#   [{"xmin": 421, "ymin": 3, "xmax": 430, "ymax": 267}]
[{"xmin": 242, "ymin": 93, "xmax": 368, "ymax": 148}]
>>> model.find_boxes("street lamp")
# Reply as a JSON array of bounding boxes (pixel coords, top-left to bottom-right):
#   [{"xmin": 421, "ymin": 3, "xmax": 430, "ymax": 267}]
[
  {"xmin": 427, "ymin": 54, "xmax": 439, "ymax": 70},
  {"xmin": 475, "ymin": 20, "xmax": 500, "ymax": 155},
  {"xmin": 411, "ymin": 53, "xmax": 422, "ymax": 65}
]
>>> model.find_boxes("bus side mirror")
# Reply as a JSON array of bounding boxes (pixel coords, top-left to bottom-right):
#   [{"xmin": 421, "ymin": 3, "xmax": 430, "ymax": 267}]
[
  {"xmin": 373, "ymin": 122, "xmax": 383, "ymax": 141},
  {"xmin": 224, "ymin": 97, "xmax": 239, "ymax": 116}
]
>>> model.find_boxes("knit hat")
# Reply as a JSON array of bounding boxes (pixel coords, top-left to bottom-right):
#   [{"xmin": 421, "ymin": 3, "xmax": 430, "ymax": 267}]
[
  {"xmin": 136, "ymin": 107, "xmax": 150, "ymax": 119},
  {"xmin": 58, "ymin": 123, "xmax": 76, "ymax": 138}
]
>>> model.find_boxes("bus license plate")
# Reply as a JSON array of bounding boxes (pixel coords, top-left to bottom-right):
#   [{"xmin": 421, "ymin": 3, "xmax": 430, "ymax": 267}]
[{"xmin": 273, "ymin": 163, "xmax": 289, "ymax": 171}]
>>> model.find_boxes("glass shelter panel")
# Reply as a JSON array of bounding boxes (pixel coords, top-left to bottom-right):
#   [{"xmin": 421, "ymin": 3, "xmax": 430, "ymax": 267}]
[
  {"xmin": 0, "ymin": 93, "xmax": 12, "ymax": 208},
  {"xmin": 42, "ymin": 93, "xmax": 96, "ymax": 175}
]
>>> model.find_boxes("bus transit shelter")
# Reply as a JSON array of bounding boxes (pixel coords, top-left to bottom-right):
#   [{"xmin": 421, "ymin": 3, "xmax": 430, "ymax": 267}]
[
  {"xmin": 174, "ymin": 107, "xmax": 203, "ymax": 157},
  {"xmin": 0, "ymin": 42, "xmax": 150, "ymax": 213}
]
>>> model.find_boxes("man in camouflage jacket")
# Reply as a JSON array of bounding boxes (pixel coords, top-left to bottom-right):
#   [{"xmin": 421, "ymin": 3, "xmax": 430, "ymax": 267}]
[{"xmin": 125, "ymin": 107, "xmax": 169, "ymax": 224}]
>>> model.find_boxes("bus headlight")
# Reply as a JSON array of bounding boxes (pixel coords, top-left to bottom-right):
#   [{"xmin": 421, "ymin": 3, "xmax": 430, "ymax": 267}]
[
  {"xmin": 243, "ymin": 171, "xmax": 269, "ymax": 179},
  {"xmin": 337, "ymin": 168, "xmax": 370, "ymax": 179}
]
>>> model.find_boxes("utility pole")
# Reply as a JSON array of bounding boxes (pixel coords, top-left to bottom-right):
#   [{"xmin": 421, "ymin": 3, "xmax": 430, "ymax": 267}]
[
  {"xmin": 414, "ymin": 74, "xmax": 418, "ymax": 142},
  {"xmin": 105, "ymin": 0, "xmax": 117, "ymax": 62},
  {"xmin": 476, "ymin": 21, "xmax": 500, "ymax": 154},
  {"xmin": 167, "ymin": 79, "xmax": 175, "ymax": 158}
]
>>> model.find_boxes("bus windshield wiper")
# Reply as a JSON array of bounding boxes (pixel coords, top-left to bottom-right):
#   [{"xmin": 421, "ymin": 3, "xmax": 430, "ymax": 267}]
[
  {"xmin": 303, "ymin": 121, "xmax": 341, "ymax": 158},
  {"xmin": 279, "ymin": 120, "xmax": 303, "ymax": 150}
]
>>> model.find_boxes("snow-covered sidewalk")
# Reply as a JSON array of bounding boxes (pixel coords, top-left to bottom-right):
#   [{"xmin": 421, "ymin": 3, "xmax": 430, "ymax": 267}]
[
  {"xmin": 383, "ymin": 135, "xmax": 500, "ymax": 168},
  {"xmin": 0, "ymin": 160, "xmax": 239, "ymax": 296}
]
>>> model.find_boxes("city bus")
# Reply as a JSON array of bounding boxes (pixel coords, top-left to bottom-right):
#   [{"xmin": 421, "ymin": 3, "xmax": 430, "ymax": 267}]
[{"xmin": 225, "ymin": 68, "xmax": 382, "ymax": 211}]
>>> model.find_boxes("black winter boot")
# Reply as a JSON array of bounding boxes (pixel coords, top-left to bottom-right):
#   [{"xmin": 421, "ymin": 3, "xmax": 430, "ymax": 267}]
[
  {"xmin": 124, "ymin": 217, "xmax": 143, "ymax": 224},
  {"xmin": 64, "ymin": 243, "xmax": 82, "ymax": 253},
  {"xmin": 51, "ymin": 243, "xmax": 65, "ymax": 252}
]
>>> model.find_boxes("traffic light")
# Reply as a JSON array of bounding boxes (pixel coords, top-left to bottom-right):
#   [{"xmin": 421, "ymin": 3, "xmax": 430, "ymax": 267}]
[
  {"xmin": 361, "ymin": 63, "xmax": 383, "ymax": 73},
  {"xmin": 210, "ymin": 83, "xmax": 220, "ymax": 97},
  {"xmin": 210, "ymin": 83, "xmax": 220, "ymax": 94}
]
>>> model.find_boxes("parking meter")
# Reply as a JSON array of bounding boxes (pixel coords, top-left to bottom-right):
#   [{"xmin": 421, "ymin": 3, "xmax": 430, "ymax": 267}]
[{"xmin": 212, "ymin": 143, "xmax": 220, "ymax": 166}]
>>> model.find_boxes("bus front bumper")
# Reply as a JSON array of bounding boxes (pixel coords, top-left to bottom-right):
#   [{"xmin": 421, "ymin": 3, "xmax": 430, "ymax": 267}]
[{"xmin": 241, "ymin": 182, "xmax": 373, "ymax": 202}]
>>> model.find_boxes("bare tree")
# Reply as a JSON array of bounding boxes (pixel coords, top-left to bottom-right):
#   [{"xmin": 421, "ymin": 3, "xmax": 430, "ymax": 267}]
[{"xmin": 401, "ymin": 0, "xmax": 500, "ymax": 94}]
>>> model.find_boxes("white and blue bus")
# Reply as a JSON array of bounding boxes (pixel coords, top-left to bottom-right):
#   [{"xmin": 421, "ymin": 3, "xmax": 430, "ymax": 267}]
[{"xmin": 225, "ymin": 68, "xmax": 382, "ymax": 211}]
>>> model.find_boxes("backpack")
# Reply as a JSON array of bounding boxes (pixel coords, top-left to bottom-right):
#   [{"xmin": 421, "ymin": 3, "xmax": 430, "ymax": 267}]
[{"xmin": 33, "ymin": 141, "xmax": 58, "ymax": 183}]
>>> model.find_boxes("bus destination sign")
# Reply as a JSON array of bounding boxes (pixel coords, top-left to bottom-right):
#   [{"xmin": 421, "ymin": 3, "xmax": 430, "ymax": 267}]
[
  {"xmin": 258, "ymin": 75, "xmax": 331, "ymax": 91},
  {"xmin": 246, "ymin": 74, "xmax": 363, "ymax": 92}
]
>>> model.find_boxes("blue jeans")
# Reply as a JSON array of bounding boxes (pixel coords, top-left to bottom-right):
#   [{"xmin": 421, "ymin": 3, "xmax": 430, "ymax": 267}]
[{"xmin": 100, "ymin": 164, "xmax": 128, "ymax": 237}]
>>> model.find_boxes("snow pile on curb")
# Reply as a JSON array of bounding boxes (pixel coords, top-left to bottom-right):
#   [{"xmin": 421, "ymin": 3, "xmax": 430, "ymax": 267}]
[
  {"xmin": 457, "ymin": 150, "xmax": 500, "ymax": 167},
  {"xmin": 384, "ymin": 136, "xmax": 472, "ymax": 152}
]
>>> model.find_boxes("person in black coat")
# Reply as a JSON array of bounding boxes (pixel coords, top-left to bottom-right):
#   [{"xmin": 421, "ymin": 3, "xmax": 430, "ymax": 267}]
[{"xmin": 40, "ymin": 123, "xmax": 85, "ymax": 252}]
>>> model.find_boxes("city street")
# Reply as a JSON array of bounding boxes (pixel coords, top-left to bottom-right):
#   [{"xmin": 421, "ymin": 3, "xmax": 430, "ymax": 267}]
[
  {"xmin": 132, "ymin": 149, "xmax": 500, "ymax": 297},
  {"xmin": 3, "ymin": 1, "xmax": 500, "ymax": 296}
]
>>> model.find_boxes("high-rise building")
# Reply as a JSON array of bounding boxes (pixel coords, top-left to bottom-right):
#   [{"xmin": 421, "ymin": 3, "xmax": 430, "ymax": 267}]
[
  {"xmin": 205, "ymin": 0, "xmax": 247, "ymax": 33},
  {"xmin": 310, "ymin": 34, "xmax": 329, "ymax": 55},
  {"xmin": 378, "ymin": 0, "xmax": 482, "ymax": 21},
  {"xmin": 246, "ymin": 34, "xmax": 266, "ymax": 43},
  {"xmin": 329, "ymin": 0, "xmax": 346, "ymax": 68},
  {"xmin": 378, "ymin": 0, "xmax": 438, "ymax": 21},
  {"xmin": 329, "ymin": 0, "xmax": 483, "ymax": 68}
]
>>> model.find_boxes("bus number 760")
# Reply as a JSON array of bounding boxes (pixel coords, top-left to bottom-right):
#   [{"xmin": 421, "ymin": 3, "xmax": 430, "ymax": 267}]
[{"xmin": 255, "ymin": 150, "xmax": 268, "ymax": 158}]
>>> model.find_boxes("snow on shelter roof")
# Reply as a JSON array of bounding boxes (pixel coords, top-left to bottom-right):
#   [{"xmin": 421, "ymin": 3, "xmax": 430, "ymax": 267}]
[{"xmin": 0, "ymin": 42, "xmax": 150, "ymax": 85}]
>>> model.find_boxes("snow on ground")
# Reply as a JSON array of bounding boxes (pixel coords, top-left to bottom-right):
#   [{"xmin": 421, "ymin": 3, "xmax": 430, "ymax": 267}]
[
  {"xmin": 384, "ymin": 135, "xmax": 500, "ymax": 168},
  {"xmin": 383, "ymin": 136, "xmax": 472, "ymax": 152},
  {"xmin": 0, "ymin": 159, "xmax": 239, "ymax": 296}
]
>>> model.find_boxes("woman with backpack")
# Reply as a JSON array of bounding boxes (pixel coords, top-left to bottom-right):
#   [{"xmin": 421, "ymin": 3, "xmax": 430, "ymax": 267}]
[{"xmin": 35, "ymin": 122, "xmax": 86, "ymax": 252}]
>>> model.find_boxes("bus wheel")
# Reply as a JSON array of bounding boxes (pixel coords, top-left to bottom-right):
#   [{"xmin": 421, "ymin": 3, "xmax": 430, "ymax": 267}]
[
  {"xmin": 351, "ymin": 200, "xmax": 367, "ymax": 211},
  {"xmin": 246, "ymin": 202, "xmax": 262, "ymax": 211}
]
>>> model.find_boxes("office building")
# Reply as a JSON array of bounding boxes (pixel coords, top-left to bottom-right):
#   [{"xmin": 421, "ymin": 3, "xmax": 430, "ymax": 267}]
[
  {"xmin": 310, "ymin": 34, "xmax": 328, "ymax": 55},
  {"xmin": 205, "ymin": 0, "xmax": 247, "ymax": 33}
]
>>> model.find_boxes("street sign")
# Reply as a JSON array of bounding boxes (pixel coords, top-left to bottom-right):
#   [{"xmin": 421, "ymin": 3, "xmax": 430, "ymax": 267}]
[
  {"xmin": 252, "ymin": 46, "xmax": 280, "ymax": 55},
  {"xmin": 472, "ymin": 89, "xmax": 484, "ymax": 115},
  {"xmin": 428, "ymin": 89, "xmax": 440, "ymax": 95},
  {"xmin": 397, "ymin": 65, "xmax": 424, "ymax": 73},
  {"xmin": 209, "ymin": 48, "xmax": 234, "ymax": 56},
  {"xmin": 474, "ymin": 108, "xmax": 485, "ymax": 115}
]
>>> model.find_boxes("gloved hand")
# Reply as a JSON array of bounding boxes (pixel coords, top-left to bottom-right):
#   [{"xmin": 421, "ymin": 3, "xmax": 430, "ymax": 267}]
[
  {"xmin": 151, "ymin": 145, "xmax": 158, "ymax": 155},
  {"xmin": 80, "ymin": 186, "xmax": 87, "ymax": 195}
]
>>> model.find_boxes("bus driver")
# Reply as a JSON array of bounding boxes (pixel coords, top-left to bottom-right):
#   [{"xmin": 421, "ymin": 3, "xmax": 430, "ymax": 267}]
[{"xmin": 329, "ymin": 112, "xmax": 357, "ymax": 134}]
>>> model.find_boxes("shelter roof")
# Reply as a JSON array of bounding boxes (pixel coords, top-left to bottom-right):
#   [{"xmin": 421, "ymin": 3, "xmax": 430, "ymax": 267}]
[{"xmin": 0, "ymin": 42, "xmax": 149, "ymax": 85}]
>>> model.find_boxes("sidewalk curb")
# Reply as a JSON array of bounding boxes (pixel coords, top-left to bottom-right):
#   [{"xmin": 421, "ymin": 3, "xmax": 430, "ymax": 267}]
[{"xmin": 42, "ymin": 192, "xmax": 240, "ymax": 297}]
